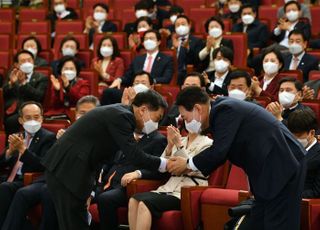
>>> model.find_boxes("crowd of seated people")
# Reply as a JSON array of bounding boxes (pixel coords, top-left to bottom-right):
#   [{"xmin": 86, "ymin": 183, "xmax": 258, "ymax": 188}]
[{"xmin": 1, "ymin": 0, "xmax": 320, "ymax": 229}]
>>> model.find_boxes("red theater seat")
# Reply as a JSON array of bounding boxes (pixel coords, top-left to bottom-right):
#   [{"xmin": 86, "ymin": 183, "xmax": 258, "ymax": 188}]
[
  {"xmin": 258, "ymin": 6, "xmax": 278, "ymax": 29},
  {"xmin": 0, "ymin": 34, "xmax": 12, "ymax": 51},
  {"xmin": 301, "ymin": 198, "xmax": 320, "ymax": 230},
  {"xmin": 309, "ymin": 70, "xmax": 320, "ymax": 81},
  {"xmin": 19, "ymin": 21, "xmax": 50, "ymax": 34},
  {"xmin": 0, "ymin": 8, "xmax": 16, "ymax": 21},
  {"xmin": 0, "ymin": 51, "xmax": 12, "ymax": 69},
  {"xmin": 79, "ymin": 69, "xmax": 99, "ymax": 97},
  {"xmin": 55, "ymin": 20, "xmax": 84, "ymax": 34},
  {"xmin": 19, "ymin": 8, "xmax": 48, "ymax": 21},
  {"xmin": 223, "ymin": 32, "xmax": 247, "ymax": 67},
  {"xmin": 0, "ymin": 21, "xmax": 15, "ymax": 35},
  {"xmin": 301, "ymin": 99, "xmax": 320, "ymax": 123},
  {"xmin": 310, "ymin": 6, "xmax": 320, "ymax": 38},
  {"xmin": 278, "ymin": 70, "xmax": 303, "ymax": 83},
  {"xmin": 119, "ymin": 49, "xmax": 135, "ymax": 71}
]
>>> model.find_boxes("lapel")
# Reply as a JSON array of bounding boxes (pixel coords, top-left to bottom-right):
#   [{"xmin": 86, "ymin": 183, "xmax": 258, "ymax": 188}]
[
  {"xmin": 151, "ymin": 52, "xmax": 162, "ymax": 74},
  {"xmin": 298, "ymin": 53, "xmax": 306, "ymax": 69},
  {"xmin": 29, "ymin": 72, "xmax": 38, "ymax": 86},
  {"xmin": 28, "ymin": 129, "xmax": 42, "ymax": 152}
]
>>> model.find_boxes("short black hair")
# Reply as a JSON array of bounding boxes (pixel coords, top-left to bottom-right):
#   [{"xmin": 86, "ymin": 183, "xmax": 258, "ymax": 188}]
[
  {"xmin": 143, "ymin": 29, "xmax": 161, "ymax": 41},
  {"xmin": 284, "ymin": 0, "xmax": 301, "ymax": 12},
  {"xmin": 205, "ymin": 16, "xmax": 225, "ymax": 33},
  {"xmin": 96, "ymin": 35, "xmax": 121, "ymax": 60},
  {"xmin": 21, "ymin": 36, "xmax": 42, "ymax": 53},
  {"xmin": 169, "ymin": 5, "xmax": 184, "ymax": 16},
  {"xmin": 289, "ymin": 29, "xmax": 307, "ymax": 42},
  {"xmin": 76, "ymin": 95, "xmax": 100, "ymax": 111},
  {"xmin": 135, "ymin": 16, "xmax": 153, "ymax": 31},
  {"xmin": 133, "ymin": 71, "xmax": 154, "ymax": 85},
  {"xmin": 132, "ymin": 89, "xmax": 168, "ymax": 111},
  {"xmin": 240, "ymin": 3, "xmax": 256, "ymax": 14},
  {"xmin": 14, "ymin": 49, "xmax": 34, "ymax": 63},
  {"xmin": 18, "ymin": 101, "xmax": 43, "ymax": 117},
  {"xmin": 278, "ymin": 77, "xmax": 303, "ymax": 92},
  {"xmin": 261, "ymin": 47, "xmax": 284, "ymax": 71},
  {"xmin": 288, "ymin": 109, "xmax": 318, "ymax": 133},
  {"xmin": 93, "ymin": 3, "xmax": 109, "ymax": 12},
  {"xmin": 212, "ymin": 46, "xmax": 234, "ymax": 64},
  {"xmin": 175, "ymin": 15, "xmax": 190, "ymax": 25},
  {"xmin": 176, "ymin": 86, "xmax": 210, "ymax": 111},
  {"xmin": 57, "ymin": 56, "xmax": 81, "ymax": 76},
  {"xmin": 59, "ymin": 35, "xmax": 80, "ymax": 52},
  {"xmin": 134, "ymin": 0, "xmax": 149, "ymax": 10},
  {"xmin": 184, "ymin": 72, "xmax": 206, "ymax": 87},
  {"xmin": 226, "ymin": 70, "xmax": 252, "ymax": 87}
]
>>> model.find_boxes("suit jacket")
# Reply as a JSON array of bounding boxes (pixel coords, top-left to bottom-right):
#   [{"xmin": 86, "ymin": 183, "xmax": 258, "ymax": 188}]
[
  {"xmin": 42, "ymin": 104, "xmax": 162, "ymax": 199},
  {"xmin": 35, "ymin": 56, "xmax": 48, "ymax": 67},
  {"xmin": 272, "ymin": 21, "xmax": 311, "ymax": 44},
  {"xmin": 232, "ymin": 19, "xmax": 269, "ymax": 49},
  {"xmin": 47, "ymin": 7, "xmax": 78, "ymax": 32},
  {"xmin": 259, "ymin": 74, "xmax": 281, "ymax": 101},
  {"xmin": 3, "ymin": 71, "xmax": 48, "ymax": 114},
  {"xmin": 206, "ymin": 70, "xmax": 232, "ymax": 96},
  {"xmin": 120, "ymin": 52, "xmax": 173, "ymax": 86},
  {"xmin": 0, "ymin": 128, "xmax": 56, "ymax": 178},
  {"xmin": 192, "ymin": 97, "xmax": 306, "ymax": 201},
  {"xmin": 303, "ymin": 142, "xmax": 320, "ymax": 198},
  {"xmin": 160, "ymin": 104, "xmax": 179, "ymax": 127},
  {"xmin": 91, "ymin": 57, "xmax": 125, "ymax": 84},
  {"xmin": 88, "ymin": 21, "xmax": 118, "ymax": 44},
  {"xmin": 283, "ymin": 53, "xmax": 319, "ymax": 82}
]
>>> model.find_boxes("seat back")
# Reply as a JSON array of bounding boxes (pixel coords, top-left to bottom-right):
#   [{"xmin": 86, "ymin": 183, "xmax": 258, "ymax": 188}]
[
  {"xmin": 55, "ymin": 20, "xmax": 84, "ymax": 34},
  {"xmin": 309, "ymin": 70, "xmax": 320, "ymax": 81},
  {"xmin": 76, "ymin": 50, "xmax": 93, "ymax": 68},
  {"xmin": 0, "ymin": 34, "xmax": 12, "ymax": 51},
  {"xmin": 79, "ymin": 69, "xmax": 99, "ymax": 97},
  {"xmin": 310, "ymin": 6, "xmax": 320, "ymax": 37},
  {"xmin": 301, "ymin": 100, "xmax": 320, "ymax": 124},
  {"xmin": 278, "ymin": 70, "xmax": 303, "ymax": 83},
  {"xmin": 175, "ymin": 0, "xmax": 206, "ymax": 14},
  {"xmin": 82, "ymin": 0, "xmax": 110, "ymax": 8},
  {"xmin": 19, "ymin": 8, "xmax": 48, "ymax": 21},
  {"xmin": 225, "ymin": 165, "xmax": 249, "ymax": 190},
  {"xmin": 254, "ymin": 96, "xmax": 272, "ymax": 108},
  {"xmin": 19, "ymin": 21, "xmax": 50, "ymax": 34},
  {"xmin": 119, "ymin": 49, "xmax": 134, "ymax": 71},
  {"xmin": 189, "ymin": 8, "xmax": 217, "ymax": 33},
  {"xmin": 0, "ymin": 21, "xmax": 15, "ymax": 34},
  {"xmin": 223, "ymin": 32, "xmax": 247, "ymax": 67},
  {"xmin": 42, "ymin": 119, "xmax": 71, "ymax": 133},
  {"xmin": 0, "ymin": 8, "xmax": 16, "ymax": 21},
  {"xmin": 160, "ymin": 49, "xmax": 178, "ymax": 85},
  {"xmin": 258, "ymin": 6, "xmax": 278, "ymax": 29},
  {"xmin": 0, "ymin": 51, "xmax": 12, "ymax": 69},
  {"xmin": 118, "ymin": 8, "xmax": 135, "ymax": 30},
  {"xmin": 0, "ymin": 88, "xmax": 4, "ymax": 131}
]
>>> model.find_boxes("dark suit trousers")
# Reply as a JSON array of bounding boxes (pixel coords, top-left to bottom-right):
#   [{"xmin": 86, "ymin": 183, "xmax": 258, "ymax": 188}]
[
  {"xmin": 96, "ymin": 187, "xmax": 127, "ymax": 230},
  {"xmin": 46, "ymin": 171, "xmax": 89, "ymax": 230},
  {"xmin": 101, "ymin": 88, "xmax": 123, "ymax": 106},
  {"xmin": 0, "ymin": 180, "xmax": 24, "ymax": 228},
  {"xmin": 2, "ymin": 182, "xmax": 43, "ymax": 230},
  {"xmin": 39, "ymin": 184, "xmax": 59, "ymax": 230}
]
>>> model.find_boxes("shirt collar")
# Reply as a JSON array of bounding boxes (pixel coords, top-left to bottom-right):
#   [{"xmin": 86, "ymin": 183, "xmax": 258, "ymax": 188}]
[
  {"xmin": 293, "ymin": 51, "xmax": 305, "ymax": 60},
  {"xmin": 306, "ymin": 138, "xmax": 318, "ymax": 152},
  {"xmin": 146, "ymin": 50, "xmax": 159, "ymax": 59},
  {"xmin": 215, "ymin": 71, "xmax": 228, "ymax": 80},
  {"xmin": 26, "ymin": 72, "xmax": 33, "ymax": 82}
]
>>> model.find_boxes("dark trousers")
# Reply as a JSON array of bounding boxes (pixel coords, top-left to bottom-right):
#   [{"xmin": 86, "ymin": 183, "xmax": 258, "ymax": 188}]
[
  {"xmin": 39, "ymin": 184, "xmax": 59, "ymax": 230},
  {"xmin": 101, "ymin": 88, "xmax": 123, "ymax": 106},
  {"xmin": 96, "ymin": 187, "xmax": 127, "ymax": 230},
  {"xmin": 0, "ymin": 180, "xmax": 24, "ymax": 228},
  {"xmin": 46, "ymin": 171, "xmax": 89, "ymax": 230},
  {"xmin": 1, "ymin": 182, "xmax": 44, "ymax": 230}
]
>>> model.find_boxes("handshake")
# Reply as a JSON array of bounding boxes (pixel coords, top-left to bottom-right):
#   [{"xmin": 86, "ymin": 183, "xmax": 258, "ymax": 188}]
[{"xmin": 166, "ymin": 156, "xmax": 192, "ymax": 176}]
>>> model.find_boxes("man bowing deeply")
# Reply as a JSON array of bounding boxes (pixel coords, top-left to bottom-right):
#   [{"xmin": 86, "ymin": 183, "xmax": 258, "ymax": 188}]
[
  {"xmin": 168, "ymin": 87, "xmax": 306, "ymax": 230},
  {"xmin": 42, "ymin": 90, "xmax": 167, "ymax": 230}
]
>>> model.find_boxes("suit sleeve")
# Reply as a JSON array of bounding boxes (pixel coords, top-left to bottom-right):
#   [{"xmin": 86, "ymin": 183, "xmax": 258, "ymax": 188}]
[
  {"xmin": 154, "ymin": 56, "xmax": 173, "ymax": 84},
  {"xmin": 120, "ymin": 60, "xmax": 135, "ymax": 86},
  {"xmin": 302, "ymin": 168, "xmax": 320, "ymax": 198},
  {"xmin": 18, "ymin": 75, "xmax": 48, "ymax": 102}
]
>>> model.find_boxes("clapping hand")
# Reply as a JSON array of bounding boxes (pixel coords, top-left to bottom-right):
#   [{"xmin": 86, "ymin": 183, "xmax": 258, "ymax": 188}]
[{"xmin": 8, "ymin": 133, "xmax": 26, "ymax": 155}]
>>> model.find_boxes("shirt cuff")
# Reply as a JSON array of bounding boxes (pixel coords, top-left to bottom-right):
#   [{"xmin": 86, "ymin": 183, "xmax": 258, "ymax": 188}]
[
  {"xmin": 90, "ymin": 191, "xmax": 95, "ymax": 198},
  {"xmin": 188, "ymin": 157, "xmax": 199, "ymax": 171},
  {"xmin": 273, "ymin": 27, "xmax": 281, "ymax": 36},
  {"xmin": 158, "ymin": 157, "xmax": 167, "ymax": 173},
  {"xmin": 208, "ymin": 82, "xmax": 215, "ymax": 92},
  {"xmin": 135, "ymin": 170, "xmax": 142, "ymax": 178}
]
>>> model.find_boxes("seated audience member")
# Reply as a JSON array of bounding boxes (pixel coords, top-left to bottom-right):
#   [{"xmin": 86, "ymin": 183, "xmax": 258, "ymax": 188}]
[
  {"xmin": 102, "ymin": 71, "xmax": 154, "ymax": 105},
  {"xmin": 160, "ymin": 72, "xmax": 206, "ymax": 127},
  {"xmin": 203, "ymin": 46, "xmax": 234, "ymax": 96},
  {"xmin": 226, "ymin": 70, "xmax": 255, "ymax": 101},
  {"xmin": 46, "ymin": 56, "xmax": 90, "ymax": 117},
  {"xmin": 251, "ymin": 48, "xmax": 284, "ymax": 101},
  {"xmin": 160, "ymin": 5, "xmax": 184, "ymax": 36},
  {"xmin": 288, "ymin": 109, "xmax": 320, "ymax": 198},
  {"xmin": 199, "ymin": 16, "xmax": 234, "ymax": 74},
  {"xmin": 277, "ymin": 0, "xmax": 311, "ymax": 23},
  {"xmin": 3, "ymin": 50, "xmax": 48, "ymax": 137},
  {"xmin": 272, "ymin": 1, "xmax": 311, "ymax": 50},
  {"xmin": 168, "ymin": 15, "xmax": 203, "ymax": 85},
  {"xmin": 128, "ymin": 105, "xmax": 213, "ymax": 230},
  {"xmin": 84, "ymin": 3, "xmax": 117, "ymax": 46},
  {"xmin": 223, "ymin": 0, "xmax": 242, "ymax": 24},
  {"xmin": 91, "ymin": 35, "xmax": 125, "ymax": 95},
  {"xmin": 0, "ymin": 102, "xmax": 56, "ymax": 229},
  {"xmin": 47, "ymin": 0, "xmax": 78, "ymax": 36},
  {"xmin": 128, "ymin": 16, "xmax": 154, "ymax": 53},
  {"xmin": 21, "ymin": 36, "xmax": 48, "ymax": 67},
  {"xmin": 51, "ymin": 36, "xmax": 85, "ymax": 76},
  {"xmin": 266, "ymin": 77, "xmax": 309, "ymax": 123},
  {"xmin": 283, "ymin": 29, "xmax": 319, "ymax": 82},
  {"xmin": 232, "ymin": 4, "xmax": 269, "ymax": 52}
]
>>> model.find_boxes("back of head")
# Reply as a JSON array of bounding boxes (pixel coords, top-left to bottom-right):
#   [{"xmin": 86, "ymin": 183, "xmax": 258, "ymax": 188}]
[
  {"xmin": 132, "ymin": 90, "xmax": 168, "ymax": 111},
  {"xmin": 176, "ymin": 86, "xmax": 210, "ymax": 111},
  {"xmin": 288, "ymin": 109, "xmax": 318, "ymax": 133}
]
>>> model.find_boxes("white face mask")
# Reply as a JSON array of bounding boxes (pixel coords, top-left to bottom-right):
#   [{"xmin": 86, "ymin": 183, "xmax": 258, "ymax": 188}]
[
  {"xmin": 63, "ymin": 70, "xmax": 77, "ymax": 81},
  {"xmin": 54, "ymin": 4, "xmax": 66, "ymax": 13},
  {"xmin": 209, "ymin": 27, "xmax": 223, "ymax": 38},
  {"xmin": 62, "ymin": 48, "xmax": 76, "ymax": 57},
  {"xmin": 93, "ymin": 12, "xmax": 107, "ymax": 21},
  {"xmin": 135, "ymin": 9, "xmax": 148, "ymax": 18},
  {"xmin": 185, "ymin": 110, "xmax": 202, "ymax": 134},
  {"xmin": 170, "ymin": 15, "xmax": 177, "ymax": 24},
  {"xmin": 286, "ymin": 10, "xmax": 299, "ymax": 22},
  {"xmin": 100, "ymin": 46, "xmax": 113, "ymax": 57},
  {"xmin": 23, "ymin": 120, "xmax": 41, "ymax": 134},
  {"xmin": 20, "ymin": 62, "xmax": 34, "ymax": 74},
  {"xmin": 142, "ymin": 111, "xmax": 158, "ymax": 134},
  {"xmin": 228, "ymin": 89, "xmax": 246, "ymax": 100},
  {"xmin": 278, "ymin": 91, "xmax": 296, "ymax": 108},
  {"xmin": 288, "ymin": 43, "xmax": 303, "ymax": 55},
  {"xmin": 133, "ymin": 83, "xmax": 149, "ymax": 94},
  {"xmin": 242, "ymin": 15, "xmax": 254, "ymax": 25},
  {"xmin": 214, "ymin": 59, "xmax": 229, "ymax": 73},
  {"xmin": 26, "ymin": 48, "xmax": 37, "ymax": 57},
  {"xmin": 176, "ymin": 25, "xmax": 190, "ymax": 36},
  {"xmin": 137, "ymin": 27, "xmax": 148, "ymax": 33},
  {"xmin": 263, "ymin": 62, "xmax": 279, "ymax": 75},
  {"xmin": 143, "ymin": 39, "xmax": 157, "ymax": 51},
  {"xmin": 229, "ymin": 4, "xmax": 240, "ymax": 13},
  {"xmin": 297, "ymin": 138, "xmax": 309, "ymax": 148}
]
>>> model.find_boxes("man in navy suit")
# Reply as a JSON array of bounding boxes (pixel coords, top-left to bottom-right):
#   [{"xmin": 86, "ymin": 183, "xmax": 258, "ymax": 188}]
[
  {"xmin": 167, "ymin": 87, "xmax": 306, "ymax": 229},
  {"xmin": 283, "ymin": 29, "xmax": 319, "ymax": 82}
]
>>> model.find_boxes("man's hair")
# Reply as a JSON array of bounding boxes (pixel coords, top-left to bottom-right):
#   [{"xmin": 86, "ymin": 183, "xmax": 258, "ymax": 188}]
[
  {"xmin": 18, "ymin": 101, "xmax": 43, "ymax": 117},
  {"xmin": 21, "ymin": 36, "xmax": 42, "ymax": 53},
  {"xmin": 59, "ymin": 35, "xmax": 80, "ymax": 51},
  {"xmin": 169, "ymin": 5, "xmax": 184, "ymax": 16},
  {"xmin": 57, "ymin": 56, "xmax": 81, "ymax": 76},
  {"xmin": 93, "ymin": 3, "xmax": 109, "ymax": 12},
  {"xmin": 134, "ymin": 0, "xmax": 149, "ymax": 10},
  {"xmin": 289, "ymin": 29, "xmax": 307, "ymax": 42},
  {"xmin": 212, "ymin": 46, "xmax": 234, "ymax": 64},
  {"xmin": 184, "ymin": 72, "xmax": 206, "ymax": 87},
  {"xmin": 133, "ymin": 71, "xmax": 154, "ymax": 85},
  {"xmin": 240, "ymin": 3, "xmax": 256, "ymax": 14},
  {"xmin": 204, "ymin": 16, "xmax": 225, "ymax": 33},
  {"xmin": 225, "ymin": 70, "xmax": 252, "ymax": 87},
  {"xmin": 143, "ymin": 29, "xmax": 161, "ymax": 41},
  {"xmin": 14, "ymin": 50, "xmax": 34, "ymax": 63},
  {"xmin": 175, "ymin": 15, "xmax": 190, "ymax": 24},
  {"xmin": 288, "ymin": 109, "xmax": 318, "ymax": 133},
  {"xmin": 176, "ymin": 86, "xmax": 210, "ymax": 111},
  {"xmin": 278, "ymin": 77, "xmax": 303, "ymax": 92},
  {"xmin": 76, "ymin": 95, "xmax": 100, "ymax": 111},
  {"xmin": 284, "ymin": 0, "xmax": 301, "ymax": 12},
  {"xmin": 132, "ymin": 90, "xmax": 168, "ymax": 111}
]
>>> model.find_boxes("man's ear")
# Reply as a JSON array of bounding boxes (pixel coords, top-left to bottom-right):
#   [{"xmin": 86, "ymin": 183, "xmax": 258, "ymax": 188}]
[{"xmin": 18, "ymin": 117, "xmax": 24, "ymax": 125}]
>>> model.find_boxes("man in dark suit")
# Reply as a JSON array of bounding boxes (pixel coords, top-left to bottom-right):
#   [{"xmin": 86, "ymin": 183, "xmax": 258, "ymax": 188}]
[
  {"xmin": 41, "ymin": 90, "xmax": 168, "ymax": 230},
  {"xmin": 288, "ymin": 109, "xmax": 320, "ymax": 199},
  {"xmin": 3, "ymin": 50, "xmax": 48, "ymax": 138},
  {"xmin": 168, "ymin": 87, "xmax": 306, "ymax": 229},
  {"xmin": 167, "ymin": 15, "xmax": 203, "ymax": 85},
  {"xmin": 283, "ymin": 29, "xmax": 319, "ymax": 82},
  {"xmin": 0, "ymin": 102, "xmax": 56, "ymax": 228}
]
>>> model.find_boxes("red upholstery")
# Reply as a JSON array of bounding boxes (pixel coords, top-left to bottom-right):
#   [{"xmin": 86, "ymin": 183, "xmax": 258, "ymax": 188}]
[
  {"xmin": 307, "ymin": 50, "xmax": 320, "ymax": 63},
  {"xmin": 189, "ymin": 8, "xmax": 217, "ymax": 33},
  {"xmin": 309, "ymin": 70, "xmax": 320, "ymax": 81},
  {"xmin": 19, "ymin": 8, "xmax": 48, "ymax": 21},
  {"xmin": 0, "ymin": 8, "xmax": 16, "ymax": 21},
  {"xmin": 16, "ymin": 34, "xmax": 50, "ymax": 50},
  {"xmin": 53, "ymin": 34, "xmax": 88, "ymax": 57},
  {"xmin": 42, "ymin": 120, "xmax": 71, "ymax": 134},
  {"xmin": 0, "ymin": 51, "xmax": 12, "ymax": 69},
  {"xmin": 55, "ymin": 20, "xmax": 84, "ymax": 34},
  {"xmin": 0, "ymin": 21, "xmax": 15, "ymax": 34},
  {"xmin": 223, "ymin": 33, "xmax": 247, "ymax": 67},
  {"xmin": 0, "ymin": 34, "xmax": 12, "ymax": 51},
  {"xmin": 278, "ymin": 70, "xmax": 303, "ymax": 83},
  {"xmin": 155, "ymin": 84, "xmax": 180, "ymax": 101},
  {"xmin": 310, "ymin": 6, "xmax": 320, "ymax": 37},
  {"xmin": 38, "ymin": 50, "xmax": 54, "ymax": 64},
  {"xmin": 301, "ymin": 199, "xmax": 320, "ymax": 230},
  {"xmin": 160, "ymin": 49, "xmax": 178, "ymax": 85},
  {"xmin": 77, "ymin": 50, "xmax": 93, "ymax": 68},
  {"xmin": 175, "ymin": 0, "xmax": 206, "ymax": 14},
  {"xmin": 254, "ymin": 96, "xmax": 272, "ymax": 108},
  {"xmin": 260, "ymin": 0, "xmax": 277, "ymax": 5},
  {"xmin": 0, "ymin": 89, "xmax": 4, "ymax": 132},
  {"xmin": 258, "ymin": 6, "xmax": 278, "ymax": 29},
  {"xmin": 19, "ymin": 21, "xmax": 50, "ymax": 34},
  {"xmin": 118, "ymin": 8, "xmax": 135, "ymax": 30},
  {"xmin": 94, "ymin": 32, "xmax": 127, "ymax": 51},
  {"xmin": 79, "ymin": 69, "xmax": 99, "ymax": 97},
  {"xmin": 67, "ymin": 0, "xmax": 80, "ymax": 8},
  {"xmin": 0, "ymin": 131, "xmax": 5, "ymax": 153},
  {"xmin": 153, "ymin": 211, "xmax": 184, "ymax": 230},
  {"xmin": 119, "ymin": 49, "xmax": 134, "ymax": 71},
  {"xmin": 82, "ymin": 0, "xmax": 110, "ymax": 9},
  {"xmin": 201, "ymin": 188, "xmax": 240, "ymax": 206},
  {"xmin": 112, "ymin": 0, "xmax": 136, "ymax": 10},
  {"xmin": 301, "ymin": 100, "xmax": 320, "ymax": 123}
]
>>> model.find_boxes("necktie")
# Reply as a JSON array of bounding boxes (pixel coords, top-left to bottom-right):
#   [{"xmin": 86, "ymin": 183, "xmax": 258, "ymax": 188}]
[
  {"xmin": 292, "ymin": 57, "xmax": 299, "ymax": 70},
  {"xmin": 177, "ymin": 37, "xmax": 186, "ymax": 57},
  {"xmin": 145, "ymin": 55, "xmax": 153, "ymax": 73}
]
